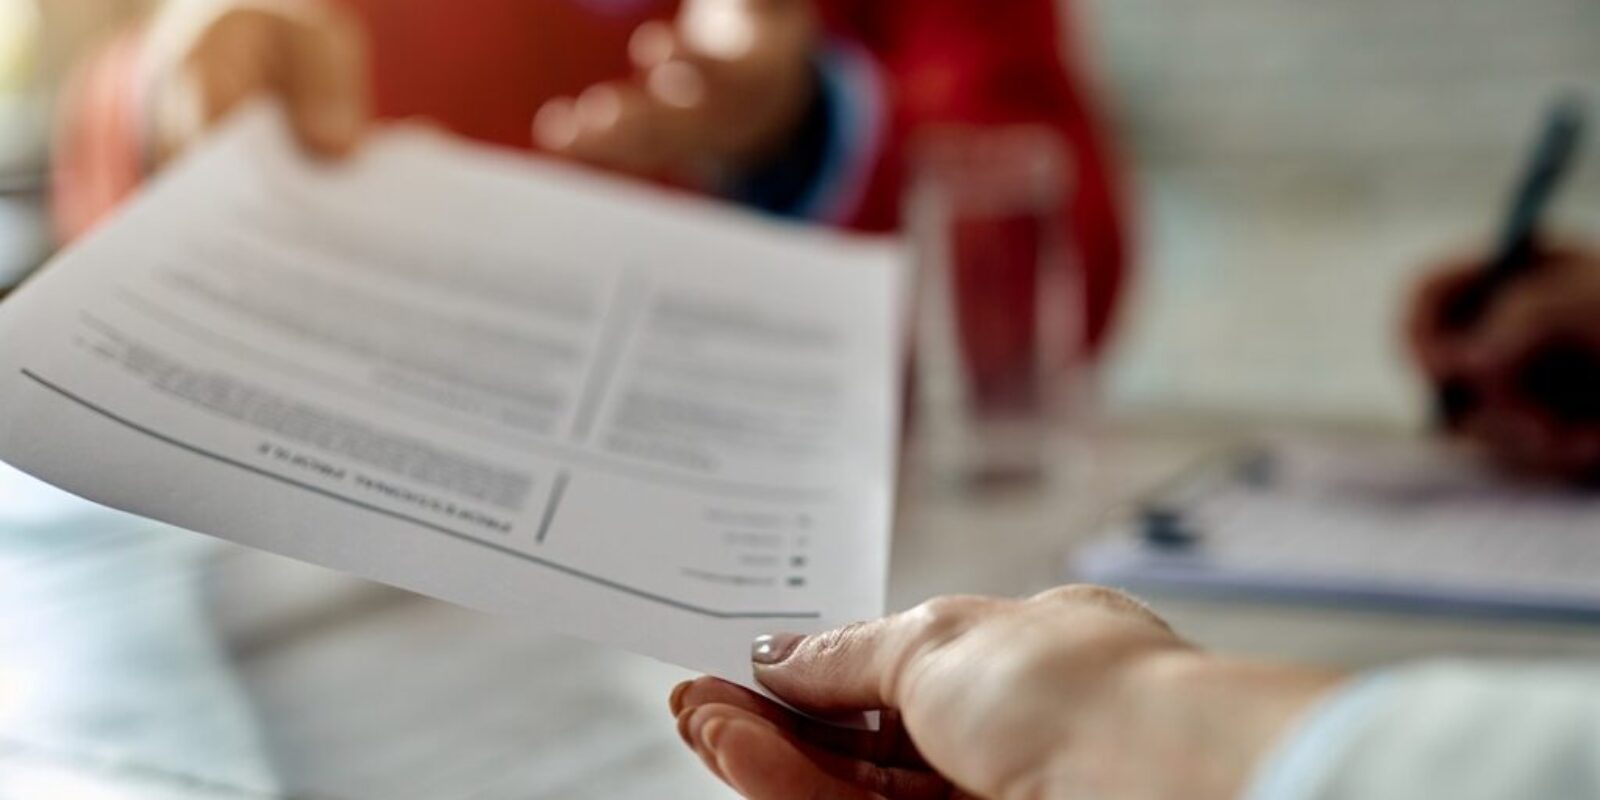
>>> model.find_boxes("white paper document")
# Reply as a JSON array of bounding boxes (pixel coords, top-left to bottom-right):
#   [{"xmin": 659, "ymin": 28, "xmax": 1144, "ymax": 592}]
[
  {"xmin": 0, "ymin": 107, "xmax": 906, "ymax": 685},
  {"xmin": 1077, "ymin": 437, "xmax": 1600, "ymax": 620}
]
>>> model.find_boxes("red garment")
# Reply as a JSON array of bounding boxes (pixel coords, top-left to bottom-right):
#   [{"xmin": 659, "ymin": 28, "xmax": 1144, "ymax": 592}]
[
  {"xmin": 52, "ymin": 0, "xmax": 1130, "ymax": 349},
  {"xmin": 818, "ymin": 0, "xmax": 1131, "ymax": 355}
]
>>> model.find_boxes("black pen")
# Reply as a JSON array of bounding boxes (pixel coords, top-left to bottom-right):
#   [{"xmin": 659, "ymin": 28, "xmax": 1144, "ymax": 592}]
[{"xmin": 1436, "ymin": 94, "xmax": 1588, "ymax": 425}]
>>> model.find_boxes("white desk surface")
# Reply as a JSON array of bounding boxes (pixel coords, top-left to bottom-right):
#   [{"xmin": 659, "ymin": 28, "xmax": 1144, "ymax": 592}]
[{"xmin": 3, "ymin": 420, "xmax": 1599, "ymax": 799}]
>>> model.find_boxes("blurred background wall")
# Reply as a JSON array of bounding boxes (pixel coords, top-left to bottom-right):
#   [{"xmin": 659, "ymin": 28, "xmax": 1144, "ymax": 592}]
[{"xmin": 1084, "ymin": 0, "xmax": 1600, "ymax": 424}]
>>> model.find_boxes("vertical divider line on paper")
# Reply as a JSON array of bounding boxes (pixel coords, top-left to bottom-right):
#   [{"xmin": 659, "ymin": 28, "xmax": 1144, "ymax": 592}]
[
  {"xmin": 535, "ymin": 470, "xmax": 572, "ymax": 544},
  {"xmin": 570, "ymin": 271, "xmax": 647, "ymax": 443}
]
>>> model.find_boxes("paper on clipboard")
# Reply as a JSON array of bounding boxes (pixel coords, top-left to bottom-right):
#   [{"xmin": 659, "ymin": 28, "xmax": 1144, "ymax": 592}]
[{"xmin": 1075, "ymin": 437, "xmax": 1600, "ymax": 620}]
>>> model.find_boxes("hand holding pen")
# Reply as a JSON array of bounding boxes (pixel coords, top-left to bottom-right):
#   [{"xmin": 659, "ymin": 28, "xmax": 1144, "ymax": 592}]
[{"xmin": 1408, "ymin": 96, "xmax": 1600, "ymax": 481}]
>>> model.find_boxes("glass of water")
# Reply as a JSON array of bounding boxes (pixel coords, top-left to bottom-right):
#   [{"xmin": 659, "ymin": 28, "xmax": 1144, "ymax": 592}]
[{"xmin": 906, "ymin": 125, "xmax": 1092, "ymax": 488}]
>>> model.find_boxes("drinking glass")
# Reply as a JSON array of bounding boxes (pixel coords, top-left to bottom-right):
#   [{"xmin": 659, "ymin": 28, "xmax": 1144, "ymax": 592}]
[{"xmin": 906, "ymin": 125, "xmax": 1093, "ymax": 487}]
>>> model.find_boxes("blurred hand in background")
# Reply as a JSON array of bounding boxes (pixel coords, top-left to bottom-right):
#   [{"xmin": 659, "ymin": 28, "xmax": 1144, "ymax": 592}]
[
  {"xmin": 149, "ymin": 1, "xmax": 369, "ymax": 164},
  {"xmin": 150, "ymin": 0, "xmax": 818, "ymax": 180},
  {"xmin": 534, "ymin": 0, "xmax": 819, "ymax": 178},
  {"xmin": 56, "ymin": 0, "xmax": 1127, "ymax": 341},
  {"xmin": 1409, "ymin": 243, "xmax": 1600, "ymax": 481}
]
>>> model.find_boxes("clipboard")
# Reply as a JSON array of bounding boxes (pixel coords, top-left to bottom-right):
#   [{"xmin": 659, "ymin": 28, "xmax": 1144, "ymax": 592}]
[{"xmin": 1072, "ymin": 436, "xmax": 1600, "ymax": 623}]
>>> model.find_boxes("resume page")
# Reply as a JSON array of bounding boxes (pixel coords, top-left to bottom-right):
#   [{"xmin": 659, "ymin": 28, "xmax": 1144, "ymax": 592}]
[{"xmin": 0, "ymin": 107, "xmax": 906, "ymax": 685}]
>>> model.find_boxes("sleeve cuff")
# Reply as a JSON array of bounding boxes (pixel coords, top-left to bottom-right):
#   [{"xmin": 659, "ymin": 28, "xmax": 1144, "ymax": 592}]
[
  {"xmin": 723, "ymin": 39, "xmax": 886, "ymax": 223},
  {"xmin": 1244, "ymin": 673, "xmax": 1400, "ymax": 800}
]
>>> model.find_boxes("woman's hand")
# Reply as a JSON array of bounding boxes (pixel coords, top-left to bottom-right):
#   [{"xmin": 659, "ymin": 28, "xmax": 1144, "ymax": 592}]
[
  {"xmin": 671, "ymin": 587, "xmax": 1343, "ymax": 800},
  {"xmin": 1408, "ymin": 243, "xmax": 1600, "ymax": 481},
  {"xmin": 534, "ymin": 0, "xmax": 818, "ymax": 178},
  {"xmin": 151, "ymin": 0, "xmax": 816, "ymax": 181},
  {"xmin": 150, "ymin": 1, "xmax": 369, "ymax": 164}
]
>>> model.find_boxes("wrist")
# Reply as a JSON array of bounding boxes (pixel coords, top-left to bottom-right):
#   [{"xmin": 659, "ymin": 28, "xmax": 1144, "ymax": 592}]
[
  {"xmin": 721, "ymin": 41, "xmax": 885, "ymax": 222},
  {"xmin": 748, "ymin": 66, "xmax": 822, "ymax": 166},
  {"xmin": 718, "ymin": 64, "xmax": 825, "ymax": 212},
  {"xmin": 1117, "ymin": 652, "xmax": 1346, "ymax": 800}
]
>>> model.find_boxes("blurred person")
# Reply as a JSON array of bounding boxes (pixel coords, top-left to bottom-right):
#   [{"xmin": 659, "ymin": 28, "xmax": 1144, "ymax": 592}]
[
  {"xmin": 671, "ymin": 585, "xmax": 1600, "ymax": 800},
  {"xmin": 49, "ymin": 0, "xmax": 1131, "ymax": 353},
  {"xmin": 1409, "ymin": 242, "xmax": 1600, "ymax": 482}
]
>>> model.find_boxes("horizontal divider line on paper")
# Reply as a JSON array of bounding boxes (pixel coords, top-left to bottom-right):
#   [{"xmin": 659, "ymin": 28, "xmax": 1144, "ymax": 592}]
[{"xmin": 19, "ymin": 368, "xmax": 822, "ymax": 622}]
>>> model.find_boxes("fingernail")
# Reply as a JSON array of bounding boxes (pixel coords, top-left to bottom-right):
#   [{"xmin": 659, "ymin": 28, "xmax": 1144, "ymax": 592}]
[
  {"xmin": 675, "ymin": 707, "xmax": 696, "ymax": 747},
  {"xmin": 668, "ymin": 680, "xmax": 691, "ymax": 716},
  {"xmin": 751, "ymin": 633, "xmax": 803, "ymax": 665}
]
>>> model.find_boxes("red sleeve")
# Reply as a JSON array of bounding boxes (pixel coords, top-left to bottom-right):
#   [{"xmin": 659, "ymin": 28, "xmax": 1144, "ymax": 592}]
[
  {"xmin": 821, "ymin": 0, "xmax": 1132, "ymax": 354},
  {"xmin": 50, "ymin": 30, "xmax": 151, "ymax": 245}
]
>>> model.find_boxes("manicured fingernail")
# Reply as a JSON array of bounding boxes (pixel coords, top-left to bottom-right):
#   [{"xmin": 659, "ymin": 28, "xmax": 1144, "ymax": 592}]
[
  {"xmin": 751, "ymin": 633, "xmax": 803, "ymax": 665},
  {"xmin": 668, "ymin": 680, "xmax": 691, "ymax": 716}
]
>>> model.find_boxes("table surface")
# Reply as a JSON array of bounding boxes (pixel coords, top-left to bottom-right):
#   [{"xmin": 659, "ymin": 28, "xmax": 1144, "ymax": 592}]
[{"xmin": 4, "ymin": 420, "xmax": 1600, "ymax": 800}]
